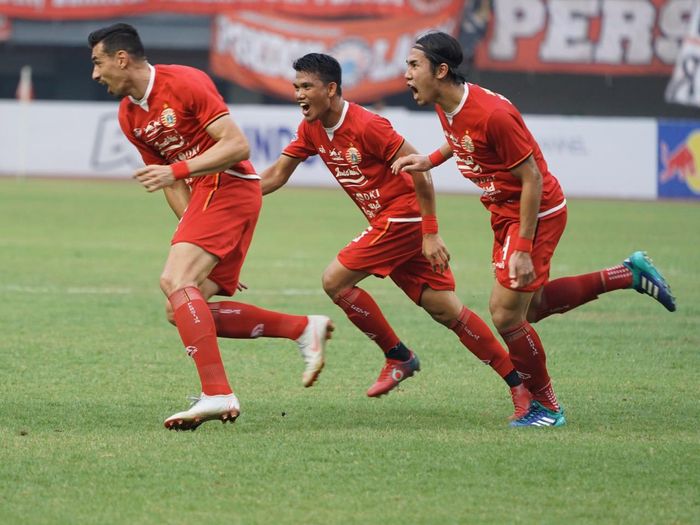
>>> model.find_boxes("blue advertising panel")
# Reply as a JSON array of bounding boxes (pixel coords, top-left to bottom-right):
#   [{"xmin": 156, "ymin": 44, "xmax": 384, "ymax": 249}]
[{"xmin": 658, "ymin": 120, "xmax": 700, "ymax": 199}]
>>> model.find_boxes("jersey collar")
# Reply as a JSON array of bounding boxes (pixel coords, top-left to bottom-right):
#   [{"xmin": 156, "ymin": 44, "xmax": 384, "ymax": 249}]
[
  {"xmin": 444, "ymin": 83, "xmax": 469, "ymax": 121},
  {"xmin": 323, "ymin": 100, "xmax": 349, "ymax": 141},
  {"xmin": 128, "ymin": 63, "xmax": 156, "ymax": 112}
]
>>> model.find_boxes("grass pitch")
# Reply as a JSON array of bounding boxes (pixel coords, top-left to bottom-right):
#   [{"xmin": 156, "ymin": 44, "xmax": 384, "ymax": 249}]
[{"xmin": 0, "ymin": 178, "xmax": 698, "ymax": 524}]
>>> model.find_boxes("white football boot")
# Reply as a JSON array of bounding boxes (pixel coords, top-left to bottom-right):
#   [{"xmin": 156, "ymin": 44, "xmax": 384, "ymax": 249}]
[
  {"xmin": 164, "ymin": 393, "xmax": 240, "ymax": 431},
  {"xmin": 295, "ymin": 315, "xmax": 334, "ymax": 387}
]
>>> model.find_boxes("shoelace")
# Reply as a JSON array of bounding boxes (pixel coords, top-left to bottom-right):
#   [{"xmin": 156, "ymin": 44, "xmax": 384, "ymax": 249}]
[{"xmin": 186, "ymin": 395, "xmax": 201, "ymax": 408}]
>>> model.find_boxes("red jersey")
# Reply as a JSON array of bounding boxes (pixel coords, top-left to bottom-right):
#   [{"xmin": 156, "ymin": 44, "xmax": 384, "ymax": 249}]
[
  {"xmin": 283, "ymin": 101, "xmax": 419, "ymax": 226},
  {"xmin": 436, "ymin": 83, "xmax": 566, "ymax": 220},
  {"xmin": 118, "ymin": 64, "xmax": 258, "ymax": 190}
]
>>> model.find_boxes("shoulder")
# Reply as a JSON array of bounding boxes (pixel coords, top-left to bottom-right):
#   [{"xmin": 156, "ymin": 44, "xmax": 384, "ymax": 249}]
[{"xmin": 157, "ymin": 64, "xmax": 213, "ymax": 88}]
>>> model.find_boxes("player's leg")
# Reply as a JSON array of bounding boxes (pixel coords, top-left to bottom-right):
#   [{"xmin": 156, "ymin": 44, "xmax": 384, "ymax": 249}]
[
  {"xmin": 323, "ymin": 257, "xmax": 419, "ymax": 397},
  {"xmin": 419, "ymin": 287, "xmax": 532, "ymax": 419},
  {"xmin": 161, "ymin": 242, "xmax": 240, "ymax": 431},
  {"xmin": 527, "ymin": 212, "xmax": 675, "ymax": 322},
  {"xmin": 490, "ymin": 284, "xmax": 565, "ymax": 427}
]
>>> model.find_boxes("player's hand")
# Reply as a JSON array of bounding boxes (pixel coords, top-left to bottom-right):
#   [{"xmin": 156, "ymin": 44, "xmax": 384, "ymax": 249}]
[
  {"xmin": 423, "ymin": 233, "xmax": 451, "ymax": 274},
  {"xmin": 391, "ymin": 154, "xmax": 432, "ymax": 174},
  {"xmin": 236, "ymin": 281, "xmax": 248, "ymax": 292},
  {"xmin": 508, "ymin": 251, "xmax": 536, "ymax": 289},
  {"xmin": 133, "ymin": 164, "xmax": 176, "ymax": 192}
]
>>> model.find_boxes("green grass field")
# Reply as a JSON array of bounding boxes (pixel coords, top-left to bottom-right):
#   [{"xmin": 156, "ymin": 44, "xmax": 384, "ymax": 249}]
[{"xmin": 1, "ymin": 178, "xmax": 698, "ymax": 524}]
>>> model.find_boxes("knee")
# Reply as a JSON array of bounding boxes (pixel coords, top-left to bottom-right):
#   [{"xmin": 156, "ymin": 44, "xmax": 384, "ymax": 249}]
[
  {"xmin": 490, "ymin": 307, "xmax": 523, "ymax": 332},
  {"xmin": 321, "ymin": 271, "xmax": 344, "ymax": 301},
  {"xmin": 421, "ymin": 292, "xmax": 462, "ymax": 326},
  {"xmin": 160, "ymin": 273, "xmax": 177, "ymax": 297}
]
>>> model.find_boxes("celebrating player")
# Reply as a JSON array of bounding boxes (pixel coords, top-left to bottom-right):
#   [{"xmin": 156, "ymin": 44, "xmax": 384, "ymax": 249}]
[
  {"xmin": 261, "ymin": 53, "xmax": 533, "ymax": 419},
  {"xmin": 392, "ymin": 31, "xmax": 677, "ymax": 427},
  {"xmin": 89, "ymin": 24, "xmax": 333, "ymax": 431}
]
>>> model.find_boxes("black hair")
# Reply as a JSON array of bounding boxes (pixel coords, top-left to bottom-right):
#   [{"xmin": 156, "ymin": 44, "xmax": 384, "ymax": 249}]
[
  {"xmin": 292, "ymin": 53, "xmax": 342, "ymax": 96},
  {"xmin": 414, "ymin": 31, "xmax": 466, "ymax": 85},
  {"xmin": 88, "ymin": 23, "xmax": 145, "ymax": 60}
]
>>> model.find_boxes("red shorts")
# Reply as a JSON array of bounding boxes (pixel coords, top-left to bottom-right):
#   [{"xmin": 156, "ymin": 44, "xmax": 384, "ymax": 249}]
[
  {"xmin": 491, "ymin": 209, "xmax": 567, "ymax": 292},
  {"xmin": 337, "ymin": 219, "xmax": 455, "ymax": 304},
  {"xmin": 172, "ymin": 174, "xmax": 262, "ymax": 296}
]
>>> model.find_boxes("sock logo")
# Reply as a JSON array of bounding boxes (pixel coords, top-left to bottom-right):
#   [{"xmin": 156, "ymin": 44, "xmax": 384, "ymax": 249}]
[
  {"xmin": 219, "ymin": 308, "xmax": 241, "ymax": 315},
  {"xmin": 363, "ymin": 332, "xmax": 377, "ymax": 340},
  {"xmin": 526, "ymin": 335, "xmax": 539, "ymax": 356},
  {"xmin": 350, "ymin": 304, "xmax": 370, "ymax": 317},
  {"xmin": 516, "ymin": 371, "xmax": 532, "ymax": 380},
  {"xmin": 187, "ymin": 302, "xmax": 201, "ymax": 324},
  {"xmin": 250, "ymin": 324, "xmax": 264, "ymax": 338},
  {"xmin": 185, "ymin": 346, "xmax": 198, "ymax": 357}
]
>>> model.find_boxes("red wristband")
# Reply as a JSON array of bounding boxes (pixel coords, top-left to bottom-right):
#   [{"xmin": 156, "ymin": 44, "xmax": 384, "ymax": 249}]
[
  {"xmin": 170, "ymin": 161, "xmax": 191, "ymax": 180},
  {"xmin": 514, "ymin": 237, "xmax": 533, "ymax": 253},
  {"xmin": 428, "ymin": 149, "xmax": 446, "ymax": 167},
  {"xmin": 421, "ymin": 215, "xmax": 439, "ymax": 235}
]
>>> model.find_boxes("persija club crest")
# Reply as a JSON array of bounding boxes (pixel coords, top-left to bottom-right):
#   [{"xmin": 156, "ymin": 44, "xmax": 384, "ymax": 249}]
[
  {"xmin": 462, "ymin": 132, "xmax": 475, "ymax": 153},
  {"xmin": 160, "ymin": 107, "xmax": 177, "ymax": 128},
  {"xmin": 345, "ymin": 146, "xmax": 362, "ymax": 165}
]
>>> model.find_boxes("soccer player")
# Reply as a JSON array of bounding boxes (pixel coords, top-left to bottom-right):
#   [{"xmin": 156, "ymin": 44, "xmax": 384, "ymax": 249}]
[
  {"xmin": 392, "ymin": 31, "xmax": 677, "ymax": 427},
  {"xmin": 261, "ymin": 53, "xmax": 533, "ymax": 419},
  {"xmin": 88, "ymin": 24, "xmax": 333, "ymax": 431}
]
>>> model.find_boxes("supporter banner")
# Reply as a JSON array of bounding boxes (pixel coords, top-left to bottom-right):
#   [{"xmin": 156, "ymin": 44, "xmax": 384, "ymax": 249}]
[
  {"xmin": 476, "ymin": 0, "xmax": 693, "ymax": 75},
  {"xmin": 0, "ymin": 0, "xmax": 459, "ymax": 20},
  {"xmin": 665, "ymin": 0, "xmax": 700, "ymax": 106},
  {"xmin": 0, "ymin": 101, "xmax": 659, "ymax": 200},
  {"xmin": 658, "ymin": 120, "xmax": 700, "ymax": 198},
  {"xmin": 210, "ymin": 7, "xmax": 462, "ymax": 104}
]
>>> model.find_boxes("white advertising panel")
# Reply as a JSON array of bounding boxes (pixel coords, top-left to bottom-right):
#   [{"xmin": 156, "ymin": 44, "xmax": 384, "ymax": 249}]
[{"xmin": 0, "ymin": 100, "xmax": 657, "ymax": 199}]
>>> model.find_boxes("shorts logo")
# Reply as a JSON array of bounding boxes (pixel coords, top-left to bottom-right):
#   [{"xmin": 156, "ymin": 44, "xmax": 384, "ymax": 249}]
[
  {"xmin": 186, "ymin": 346, "xmax": 198, "ymax": 357},
  {"xmin": 250, "ymin": 324, "xmax": 264, "ymax": 338},
  {"xmin": 160, "ymin": 107, "xmax": 177, "ymax": 128},
  {"xmin": 462, "ymin": 132, "xmax": 475, "ymax": 153},
  {"xmin": 345, "ymin": 146, "xmax": 362, "ymax": 165}
]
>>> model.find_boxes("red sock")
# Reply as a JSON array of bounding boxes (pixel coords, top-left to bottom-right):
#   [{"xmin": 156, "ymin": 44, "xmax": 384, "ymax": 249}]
[
  {"xmin": 531, "ymin": 265, "xmax": 633, "ymax": 322},
  {"xmin": 499, "ymin": 322, "xmax": 559, "ymax": 410},
  {"xmin": 334, "ymin": 287, "xmax": 400, "ymax": 352},
  {"xmin": 169, "ymin": 287, "xmax": 232, "ymax": 396},
  {"xmin": 209, "ymin": 301, "xmax": 307, "ymax": 340},
  {"xmin": 449, "ymin": 307, "xmax": 515, "ymax": 378}
]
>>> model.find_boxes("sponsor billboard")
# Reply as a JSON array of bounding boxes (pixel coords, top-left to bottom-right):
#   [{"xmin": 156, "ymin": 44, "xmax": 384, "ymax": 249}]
[{"xmin": 658, "ymin": 120, "xmax": 700, "ymax": 198}]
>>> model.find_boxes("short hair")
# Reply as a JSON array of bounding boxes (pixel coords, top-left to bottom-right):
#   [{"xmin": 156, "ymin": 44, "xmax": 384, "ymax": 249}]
[
  {"xmin": 292, "ymin": 53, "xmax": 343, "ymax": 96},
  {"xmin": 414, "ymin": 31, "xmax": 466, "ymax": 85},
  {"xmin": 88, "ymin": 23, "xmax": 145, "ymax": 60}
]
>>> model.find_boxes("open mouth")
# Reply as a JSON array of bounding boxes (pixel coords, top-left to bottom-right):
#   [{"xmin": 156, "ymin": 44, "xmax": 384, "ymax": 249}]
[{"xmin": 299, "ymin": 102, "xmax": 311, "ymax": 116}]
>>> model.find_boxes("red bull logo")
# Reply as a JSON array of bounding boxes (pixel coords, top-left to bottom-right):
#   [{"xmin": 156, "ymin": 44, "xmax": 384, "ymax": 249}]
[{"xmin": 658, "ymin": 125, "xmax": 700, "ymax": 198}]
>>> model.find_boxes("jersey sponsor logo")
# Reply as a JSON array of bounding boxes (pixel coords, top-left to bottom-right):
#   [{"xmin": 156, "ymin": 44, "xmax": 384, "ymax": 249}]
[
  {"xmin": 160, "ymin": 107, "xmax": 177, "ymax": 128},
  {"xmin": 461, "ymin": 132, "xmax": 475, "ymax": 153},
  {"xmin": 345, "ymin": 146, "xmax": 362, "ymax": 165},
  {"xmin": 333, "ymin": 165, "xmax": 368, "ymax": 186}
]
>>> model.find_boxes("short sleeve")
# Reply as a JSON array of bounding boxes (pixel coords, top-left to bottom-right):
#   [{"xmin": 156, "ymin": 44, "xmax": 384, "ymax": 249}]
[
  {"xmin": 487, "ymin": 109, "xmax": 533, "ymax": 169},
  {"xmin": 179, "ymin": 69, "xmax": 230, "ymax": 129},
  {"xmin": 362, "ymin": 114, "xmax": 404, "ymax": 162},
  {"xmin": 283, "ymin": 121, "xmax": 317, "ymax": 160}
]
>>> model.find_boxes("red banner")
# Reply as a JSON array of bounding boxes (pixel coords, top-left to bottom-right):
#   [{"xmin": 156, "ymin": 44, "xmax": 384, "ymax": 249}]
[
  {"xmin": 210, "ymin": 5, "xmax": 463, "ymax": 103},
  {"xmin": 0, "ymin": 0, "xmax": 459, "ymax": 20},
  {"xmin": 475, "ymin": 0, "xmax": 693, "ymax": 75},
  {"xmin": 0, "ymin": 15, "xmax": 10, "ymax": 41}
]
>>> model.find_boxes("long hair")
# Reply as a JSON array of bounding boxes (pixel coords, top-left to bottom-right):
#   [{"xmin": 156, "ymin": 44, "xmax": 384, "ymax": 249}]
[{"xmin": 414, "ymin": 31, "xmax": 466, "ymax": 85}]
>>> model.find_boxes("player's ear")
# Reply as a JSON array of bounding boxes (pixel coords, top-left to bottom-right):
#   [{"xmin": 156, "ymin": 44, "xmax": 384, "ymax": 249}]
[
  {"xmin": 435, "ymin": 63, "xmax": 450, "ymax": 80},
  {"xmin": 116, "ymin": 50, "xmax": 130, "ymax": 69},
  {"xmin": 327, "ymin": 82, "xmax": 338, "ymax": 98}
]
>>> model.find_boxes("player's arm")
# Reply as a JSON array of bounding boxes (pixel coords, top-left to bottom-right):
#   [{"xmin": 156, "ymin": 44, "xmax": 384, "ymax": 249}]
[
  {"xmin": 162, "ymin": 180, "xmax": 191, "ymax": 219},
  {"xmin": 390, "ymin": 141, "xmax": 450, "ymax": 273},
  {"xmin": 133, "ymin": 115, "xmax": 249, "ymax": 193},
  {"xmin": 508, "ymin": 155, "xmax": 542, "ymax": 288},
  {"xmin": 260, "ymin": 154, "xmax": 303, "ymax": 195},
  {"xmin": 390, "ymin": 141, "xmax": 453, "ymax": 175}
]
